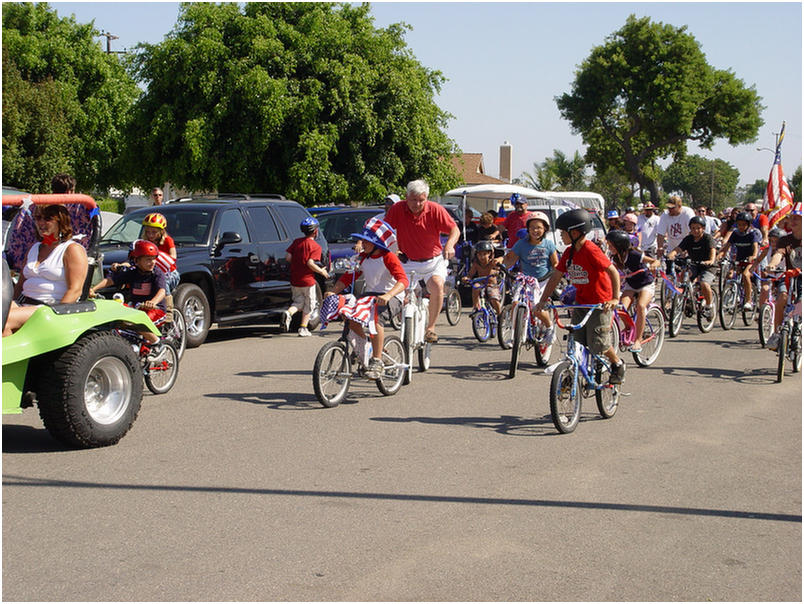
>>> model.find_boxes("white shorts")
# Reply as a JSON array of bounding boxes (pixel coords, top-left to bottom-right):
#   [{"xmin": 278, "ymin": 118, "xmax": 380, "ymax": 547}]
[
  {"xmin": 623, "ymin": 281, "xmax": 656, "ymax": 299},
  {"xmin": 404, "ymin": 255, "xmax": 448, "ymax": 287},
  {"xmin": 290, "ymin": 284, "xmax": 317, "ymax": 314}
]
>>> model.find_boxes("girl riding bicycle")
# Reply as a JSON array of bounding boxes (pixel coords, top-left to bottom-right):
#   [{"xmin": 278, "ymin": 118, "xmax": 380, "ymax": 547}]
[
  {"xmin": 463, "ymin": 240, "xmax": 503, "ymax": 314},
  {"xmin": 324, "ymin": 218, "xmax": 408, "ymax": 379}
]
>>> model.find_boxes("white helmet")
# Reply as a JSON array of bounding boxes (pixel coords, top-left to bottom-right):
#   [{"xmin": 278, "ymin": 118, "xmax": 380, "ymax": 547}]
[{"xmin": 526, "ymin": 211, "xmax": 550, "ymax": 231}]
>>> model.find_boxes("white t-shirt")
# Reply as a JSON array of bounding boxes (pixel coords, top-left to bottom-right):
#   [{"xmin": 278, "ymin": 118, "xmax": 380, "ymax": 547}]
[
  {"xmin": 657, "ymin": 206, "xmax": 696, "ymax": 251},
  {"xmin": 22, "ymin": 239, "xmax": 82, "ymax": 304},
  {"xmin": 637, "ymin": 214, "xmax": 660, "ymax": 249}
]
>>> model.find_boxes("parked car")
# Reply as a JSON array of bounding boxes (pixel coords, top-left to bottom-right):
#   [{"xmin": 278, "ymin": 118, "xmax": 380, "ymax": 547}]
[{"xmin": 98, "ymin": 195, "xmax": 329, "ymax": 348}]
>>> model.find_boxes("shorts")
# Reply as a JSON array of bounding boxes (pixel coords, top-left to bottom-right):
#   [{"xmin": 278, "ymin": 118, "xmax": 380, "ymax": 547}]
[
  {"xmin": 165, "ymin": 271, "xmax": 180, "ymax": 294},
  {"xmin": 690, "ymin": 265, "xmax": 715, "ymax": 285},
  {"xmin": 623, "ymin": 281, "xmax": 656, "ymax": 299},
  {"xmin": 404, "ymin": 255, "xmax": 448, "ymax": 287},
  {"xmin": 291, "ymin": 284, "xmax": 317, "ymax": 314},
  {"xmin": 571, "ymin": 306, "xmax": 614, "ymax": 355}
]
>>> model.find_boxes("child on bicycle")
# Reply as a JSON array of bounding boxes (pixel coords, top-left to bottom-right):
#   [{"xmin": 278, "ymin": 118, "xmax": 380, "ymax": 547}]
[
  {"xmin": 324, "ymin": 218, "xmax": 408, "ymax": 379},
  {"xmin": 764, "ymin": 205, "xmax": 802, "ymax": 350},
  {"xmin": 503, "ymin": 212, "xmax": 559, "ymax": 343},
  {"xmin": 89, "ymin": 240, "xmax": 166, "ymax": 345},
  {"xmin": 666, "ymin": 215, "xmax": 717, "ymax": 316},
  {"xmin": 283, "ymin": 217, "xmax": 330, "ymax": 337},
  {"xmin": 717, "ymin": 211, "xmax": 760, "ymax": 311},
  {"xmin": 463, "ymin": 240, "xmax": 503, "ymax": 315},
  {"xmin": 536, "ymin": 209, "xmax": 625, "ymax": 384},
  {"xmin": 605, "ymin": 229, "xmax": 660, "ymax": 352},
  {"xmin": 754, "ymin": 227, "xmax": 783, "ymax": 318}
]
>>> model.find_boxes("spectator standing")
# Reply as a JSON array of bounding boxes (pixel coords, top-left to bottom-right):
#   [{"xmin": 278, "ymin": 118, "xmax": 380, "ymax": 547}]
[
  {"xmin": 637, "ymin": 201, "xmax": 660, "ymax": 257},
  {"xmin": 696, "ymin": 205, "xmax": 721, "ymax": 236},
  {"xmin": 503, "ymin": 194, "xmax": 531, "ymax": 248},
  {"xmin": 151, "ymin": 188, "xmax": 164, "ymax": 206}
]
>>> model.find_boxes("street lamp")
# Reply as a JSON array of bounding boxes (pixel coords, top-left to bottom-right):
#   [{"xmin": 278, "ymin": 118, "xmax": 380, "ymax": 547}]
[{"xmin": 757, "ymin": 147, "xmax": 775, "ymax": 153}]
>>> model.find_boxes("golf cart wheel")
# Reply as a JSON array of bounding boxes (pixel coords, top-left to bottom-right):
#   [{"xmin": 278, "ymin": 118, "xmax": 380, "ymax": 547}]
[{"xmin": 36, "ymin": 331, "xmax": 143, "ymax": 448}]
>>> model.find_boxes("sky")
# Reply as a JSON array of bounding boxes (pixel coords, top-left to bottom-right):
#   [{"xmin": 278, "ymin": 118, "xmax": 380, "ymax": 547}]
[{"xmin": 47, "ymin": 1, "xmax": 803, "ymax": 189}]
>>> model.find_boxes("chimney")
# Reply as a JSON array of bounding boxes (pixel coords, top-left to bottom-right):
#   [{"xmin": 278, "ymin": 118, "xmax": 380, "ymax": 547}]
[{"xmin": 499, "ymin": 141, "xmax": 512, "ymax": 183}]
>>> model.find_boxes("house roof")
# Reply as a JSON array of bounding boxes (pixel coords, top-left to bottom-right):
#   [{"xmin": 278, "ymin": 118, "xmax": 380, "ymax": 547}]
[{"xmin": 450, "ymin": 154, "xmax": 506, "ymax": 185}]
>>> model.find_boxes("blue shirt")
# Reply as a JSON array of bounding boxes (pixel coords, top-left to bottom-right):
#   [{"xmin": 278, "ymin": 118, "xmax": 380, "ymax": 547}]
[{"xmin": 512, "ymin": 237, "xmax": 556, "ymax": 280}]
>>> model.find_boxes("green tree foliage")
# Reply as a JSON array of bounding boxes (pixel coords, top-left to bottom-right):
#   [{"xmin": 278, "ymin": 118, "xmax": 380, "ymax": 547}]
[
  {"xmin": 2, "ymin": 2, "xmax": 140, "ymax": 192},
  {"xmin": 661, "ymin": 155, "xmax": 739, "ymax": 210},
  {"xmin": 790, "ymin": 166, "xmax": 801, "ymax": 204},
  {"xmin": 520, "ymin": 149, "xmax": 587, "ymax": 191},
  {"xmin": 589, "ymin": 165, "xmax": 634, "ymax": 208},
  {"xmin": 123, "ymin": 2, "xmax": 459, "ymax": 204},
  {"xmin": 556, "ymin": 15, "xmax": 763, "ymax": 203}
]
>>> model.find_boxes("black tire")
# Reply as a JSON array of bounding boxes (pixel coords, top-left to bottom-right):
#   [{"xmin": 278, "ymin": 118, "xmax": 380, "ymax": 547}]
[
  {"xmin": 174, "ymin": 283, "xmax": 211, "ymax": 348},
  {"xmin": 313, "ymin": 341, "xmax": 351, "ymax": 407},
  {"xmin": 376, "ymin": 335, "xmax": 406, "ymax": 396},
  {"xmin": 594, "ymin": 359, "xmax": 619, "ymax": 419},
  {"xmin": 402, "ymin": 316, "xmax": 414, "ymax": 385},
  {"xmin": 776, "ymin": 328, "xmax": 787, "ymax": 383},
  {"xmin": 508, "ymin": 305, "xmax": 526, "ymax": 378},
  {"xmin": 696, "ymin": 289, "xmax": 718, "ymax": 333},
  {"xmin": 550, "ymin": 361, "xmax": 580, "ymax": 434},
  {"xmin": 445, "ymin": 290, "xmax": 462, "ymax": 326},
  {"xmin": 36, "ymin": 331, "xmax": 142, "ymax": 448},
  {"xmin": 758, "ymin": 304, "xmax": 774, "ymax": 348},
  {"xmin": 161, "ymin": 308, "xmax": 187, "ymax": 360},
  {"xmin": 144, "ymin": 341, "xmax": 179, "ymax": 395},
  {"xmin": 719, "ymin": 282, "xmax": 739, "ymax": 331},
  {"xmin": 471, "ymin": 309, "xmax": 491, "ymax": 342},
  {"xmin": 668, "ymin": 289, "xmax": 685, "ymax": 338},
  {"xmin": 497, "ymin": 303, "xmax": 513, "ymax": 349},
  {"xmin": 633, "ymin": 306, "xmax": 665, "ymax": 367},
  {"xmin": 418, "ymin": 342, "xmax": 432, "ymax": 372},
  {"xmin": 533, "ymin": 321, "xmax": 554, "ymax": 367}
]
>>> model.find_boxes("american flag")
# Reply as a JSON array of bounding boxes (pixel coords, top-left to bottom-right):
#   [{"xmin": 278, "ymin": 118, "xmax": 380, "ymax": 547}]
[
  {"xmin": 362, "ymin": 217, "xmax": 396, "ymax": 250},
  {"xmin": 319, "ymin": 294, "xmax": 378, "ymax": 334},
  {"xmin": 155, "ymin": 249, "xmax": 176, "ymax": 275},
  {"xmin": 762, "ymin": 122, "xmax": 795, "ymax": 228}
]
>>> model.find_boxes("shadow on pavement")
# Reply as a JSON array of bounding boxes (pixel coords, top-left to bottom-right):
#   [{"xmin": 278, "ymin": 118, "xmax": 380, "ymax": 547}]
[
  {"xmin": 2, "ymin": 425, "xmax": 75, "ymax": 454},
  {"xmin": 370, "ymin": 412, "xmax": 605, "ymax": 437}
]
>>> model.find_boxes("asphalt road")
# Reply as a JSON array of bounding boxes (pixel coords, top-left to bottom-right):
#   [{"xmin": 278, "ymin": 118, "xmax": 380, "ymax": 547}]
[{"xmin": 3, "ymin": 311, "xmax": 801, "ymax": 601}]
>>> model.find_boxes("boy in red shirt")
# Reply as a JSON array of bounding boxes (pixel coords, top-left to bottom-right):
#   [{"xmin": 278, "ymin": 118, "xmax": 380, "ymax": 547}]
[
  {"xmin": 536, "ymin": 209, "xmax": 626, "ymax": 384},
  {"xmin": 283, "ymin": 217, "xmax": 329, "ymax": 336}
]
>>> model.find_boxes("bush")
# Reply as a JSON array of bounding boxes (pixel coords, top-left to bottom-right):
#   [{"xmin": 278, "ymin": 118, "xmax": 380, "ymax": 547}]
[{"xmin": 96, "ymin": 197, "xmax": 124, "ymax": 213}]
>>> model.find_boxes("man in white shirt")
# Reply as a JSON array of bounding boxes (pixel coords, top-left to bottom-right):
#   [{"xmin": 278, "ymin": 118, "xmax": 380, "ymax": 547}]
[
  {"xmin": 657, "ymin": 196, "xmax": 696, "ymax": 276},
  {"xmin": 637, "ymin": 201, "xmax": 660, "ymax": 256},
  {"xmin": 696, "ymin": 205, "xmax": 721, "ymax": 236}
]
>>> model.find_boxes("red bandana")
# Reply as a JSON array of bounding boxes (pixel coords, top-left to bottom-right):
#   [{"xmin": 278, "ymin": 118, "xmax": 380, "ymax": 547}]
[{"xmin": 41, "ymin": 234, "xmax": 58, "ymax": 245}]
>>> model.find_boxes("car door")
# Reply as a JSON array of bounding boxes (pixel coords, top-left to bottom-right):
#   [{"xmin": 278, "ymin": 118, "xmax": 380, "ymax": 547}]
[
  {"xmin": 243, "ymin": 204, "xmax": 289, "ymax": 309},
  {"xmin": 209, "ymin": 207, "xmax": 262, "ymax": 315}
]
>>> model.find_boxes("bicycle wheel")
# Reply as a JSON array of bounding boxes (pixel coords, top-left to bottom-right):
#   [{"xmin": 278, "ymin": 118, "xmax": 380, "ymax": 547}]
[
  {"xmin": 376, "ymin": 335, "xmax": 406, "ymax": 396},
  {"xmin": 533, "ymin": 321, "xmax": 554, "ymax": 367},
  {"xmin": 633, "ymin": 306, "xmax": 665, "ymax": 367},
  {"xmin": 418, "ymin": 342, "xmax": 432, "ymax": 372},
  {"xmin": 144, "ymin": 342, "xmax": 179, "ymax": 395},
  {"xmin": 668, "ymin": 289, "xmax": 685, "ymax": 337},
  {"xmin": 719, "ymin": 281, "xmax": 739, "ymax": 330},
  {"xmin": 696, "ymin": 290, "xmax": 718, "ymax": 333},
  {"xmin": 776, "ymin": 327, "xmax": 788, "ymax": 383},
  {"xmin": 758, "ymin": 304, "xmax": 774, "ymax": 347},
  {"xmin": 445, "ymin": 290, "xmax": 462, "ymax": 326},
  {"xmin": 508, "ymin": 305, "xmax": 526, "ymax": 378},
  {"xmin": 659, "ymin": 277, "xmax": 675, "ymax": 318},
  {"xmin": 791, "ymin": 324, "xmax": 802, "ymax": 373},
  {"xmin": 313, "ymin": 341, "xmax": 352, "ymax": 407},
  {"xmin": 742, "ymin": 289, "xmax": 757, "ymax": 326},
  {"xmin": 161, "ymin": 308, "xmax": 187, "ymax": 360},
  {"xmin": 549, "ymin": 361, "xmax": 581, "ymax": 434},
  {"xmin": 497, "ymin": 304, "xmax": 513, "ymax": 349},
  {"xmin": 402, "ymin": 316, "xmax": 414, "ymax": 385},
  {"xmin": 471, "ymin": 309, "xmax": 491, "ymax": 342},
  {"xmin": 594, "ymin": 359, "xmax": 619, "ymax": 419}
]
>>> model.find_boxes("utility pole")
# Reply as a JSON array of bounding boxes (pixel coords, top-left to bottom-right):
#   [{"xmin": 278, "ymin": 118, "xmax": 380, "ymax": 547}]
[{"xmin": 98, "ymin": 31, "xmax": 122, "ymax": 55}]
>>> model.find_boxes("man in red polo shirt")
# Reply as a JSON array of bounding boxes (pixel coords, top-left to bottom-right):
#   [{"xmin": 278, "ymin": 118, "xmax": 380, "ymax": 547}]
[
  {"xmin": 385, "ymin": 179, "xmax": 460, "ymax": 343},
  {"xmin": 503, "ymin": 193, "xmax": 531, "ymax": 248}
]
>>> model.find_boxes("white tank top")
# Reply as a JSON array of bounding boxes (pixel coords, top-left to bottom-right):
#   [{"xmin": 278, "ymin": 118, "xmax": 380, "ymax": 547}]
[{"xmin": 22, "ymin": 240, "xmax": 81, "ymax": 303}]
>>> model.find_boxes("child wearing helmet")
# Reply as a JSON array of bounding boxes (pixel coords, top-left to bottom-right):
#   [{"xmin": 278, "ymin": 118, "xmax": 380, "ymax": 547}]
[
  {"xmin": 606, "ymin": 209, "xmax": 621, "ymax": 231},
  {"xmin": 764, "ymin": 205, "xmax": 802, "ymax": 350},
  {"xmin": 502, "ymin": 212, "xmax": 559, "ymax": 340},
  {"xmin": 283, "ymin": 217, "xmax": 330, "ymax": 336},
  {"xmin": 667, "ymin": 216, "xmax": 718, "ymax": 315},
  {"xmin": 621, "ymin": 213, "xmax": 640, "ymax": 248},
  {"xmin": 90, "ymin": 240, "xmax": 166, "ymax": 344},
  {"xmin": 325, "ymin": 218, "xmax": 408, "ymax": 379},
  {"xmin": 463, "ymin": 240, "xmax": 503, "ymax": 314},
  {"xmin": 754, "ymin": 227, "xmax": 784, "ymax": 316},
  {"xmin": 536, "ymin": 209, "xmax": 626, "ymax": 385},
  {"xmin": 605, "ymin": 230, "xmax": 660, "ymax": 352},
  {"xmin": 717, "ymin": 211, "xmax": 761, "ymax": 311}
]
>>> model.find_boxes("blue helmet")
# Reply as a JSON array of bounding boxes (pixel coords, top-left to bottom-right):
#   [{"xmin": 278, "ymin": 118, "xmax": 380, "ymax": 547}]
[
  {"xmin": 606, "ymin": 209, "xmax": 620, "ymax": 220},
  {"xmin": 510, "ymin": 193, "xmax": 526, "ymax": 205},
  {"xmin": 300, "ymin": 217, "xmax": 319, "ymax": 234}
]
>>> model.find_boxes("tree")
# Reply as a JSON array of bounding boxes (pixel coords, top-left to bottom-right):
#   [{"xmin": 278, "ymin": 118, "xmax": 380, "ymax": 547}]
[
  {"xmin": 556, "ymin": 15, "xmax": 763, "ymax": 203},
  {"xmin": 589, "ymin": 165, "xmax": 634, "ymax": 208},
  {"xmin": 520, "ymin": 149, "xmax": 587, "ymax": 191},
  {"xmin": 2, "ymin": 2, "xmax": 140, "ymax": 192},
  {"xmin": 122, "ymin": 2, "xmax": 459, "ymax": 204},
  {"xmin": 791, "ymin": 166, "xmax": 801, "ymax": 204},
  {"xmin": 661, "ymin": 154, "xmax": 739, "ymax": 210}
]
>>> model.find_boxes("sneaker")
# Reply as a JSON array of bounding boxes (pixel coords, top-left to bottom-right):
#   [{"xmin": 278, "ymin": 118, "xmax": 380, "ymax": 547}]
[
  {"xmin": 544, "ymin": 325, "xmax": 555, "ymax": 344},
  {"xmin": 743, "ymin": 302, "xmax": 754, "ymax": 312},
  {"xmin": 365, "ymin": 357, "xmax": 383, "ymax": 379},
  {"xmin": 766, "ymin": 332, "xmax": 780, "ymax": 351},
  {"xmin": 702, "ymin": 305, "xmax": 713, "ymax": 320},
  {"xmin": 281, "ymin": 310, "xmax": 292, "ymax": 333},
  {"xmin": 298, "ymin": 326, "xmax": 311, "ymax": 337},
  {"xmin": 609, "ymin": 361, "xmax": 626, "ymax": 385},
  {"xmin": 424, "ymin": 330, "xmax": 439, "ymax": 343}
]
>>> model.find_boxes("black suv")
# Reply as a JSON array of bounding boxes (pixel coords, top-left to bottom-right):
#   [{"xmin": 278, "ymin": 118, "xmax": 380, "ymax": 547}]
[{"xmin": 99, "ymin": 195, "xmax": 329, "ymax": 348}]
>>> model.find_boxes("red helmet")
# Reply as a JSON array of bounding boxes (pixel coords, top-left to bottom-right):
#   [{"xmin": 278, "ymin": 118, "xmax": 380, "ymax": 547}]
[
  {"xmin": 142, "ymin": 213, "xmax": 167, "ymax": 229},
  {"xmin": 131, "ymin": 239, "xmax": 159, "ymax": 258}
]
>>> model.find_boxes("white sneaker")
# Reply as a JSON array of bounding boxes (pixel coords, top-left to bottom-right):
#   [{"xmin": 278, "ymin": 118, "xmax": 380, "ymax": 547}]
[
  {"xmin": 743, "ymin": 302, "xmax": 754, "ymax": 311},
  {"xmin": 766, "ymin": 332, "xmax": 780, "ymax": 351},
  {"xmin": 365, "ymin": 357, "xmax": 383, "ymax": 379},
  {"xmin": 298, "ymin": 326, "xmax": 311, "ymax": 337}
]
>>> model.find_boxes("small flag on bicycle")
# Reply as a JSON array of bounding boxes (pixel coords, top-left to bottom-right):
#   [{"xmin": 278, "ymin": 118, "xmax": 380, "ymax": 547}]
[{"xmin": 318, "ymin": 294, "xmax": 378, "ymax": 334}]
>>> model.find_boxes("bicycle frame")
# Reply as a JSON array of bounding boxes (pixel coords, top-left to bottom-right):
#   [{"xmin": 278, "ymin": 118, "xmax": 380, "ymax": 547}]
[{"xmin": 552, "ymin": 304, "xmax": 612, "ymax": 399}]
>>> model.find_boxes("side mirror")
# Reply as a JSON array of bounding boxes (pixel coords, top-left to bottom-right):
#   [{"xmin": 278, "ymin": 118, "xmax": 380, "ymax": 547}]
[{"xmin": 213, "ymin": 231, "xmax": 242, "ymax": 255}]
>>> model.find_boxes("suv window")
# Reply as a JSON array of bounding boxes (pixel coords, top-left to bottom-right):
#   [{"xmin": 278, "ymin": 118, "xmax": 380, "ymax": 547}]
[
  {"xmin": 275, "ymin": 205, "xmax": 312, "ymax": 240},
  {"xmin": 217, "ymin": 208, "xmax": 251, "ymax": 242},
  {"xmin": 244, "ymin": 206, "xmax": 281, "ymax": 242}
]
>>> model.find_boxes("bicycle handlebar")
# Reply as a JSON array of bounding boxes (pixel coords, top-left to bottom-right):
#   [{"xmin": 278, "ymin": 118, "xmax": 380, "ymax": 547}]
[{"xmin": 548, "ymin": 303, "xmax": 603, "ymax": 331}]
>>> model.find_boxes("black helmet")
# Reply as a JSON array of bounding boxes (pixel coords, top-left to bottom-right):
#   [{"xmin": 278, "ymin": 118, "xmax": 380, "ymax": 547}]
[
  {"xmin": 555, "ymin": 208, "xmax": 592, "ymax": 235},
  {"xmin": 689, "ymin": 216, "xmax": 707, "ymax": 228},
  {"xmin": 605, "ymin": 229, "xmax": 632, "ymax": 254},
  {"xmin": 735, "ymin": 211, "xmax": 753, "ymax": 224},
  {"xmin": 475, "ymin": 240, "xmax": 495, "ymax": 252}
]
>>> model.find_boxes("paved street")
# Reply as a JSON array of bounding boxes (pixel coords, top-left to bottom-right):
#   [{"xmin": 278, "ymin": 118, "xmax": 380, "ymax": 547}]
[{"xmin": 3, "ymin": 312, "xmax": 801, "ymax": 601}]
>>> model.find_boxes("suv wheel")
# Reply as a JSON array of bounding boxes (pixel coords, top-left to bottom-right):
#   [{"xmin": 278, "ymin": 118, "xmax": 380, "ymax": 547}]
[{"xmin": 174, "ymin": 283, "xmax": 211, "ymax": 348}]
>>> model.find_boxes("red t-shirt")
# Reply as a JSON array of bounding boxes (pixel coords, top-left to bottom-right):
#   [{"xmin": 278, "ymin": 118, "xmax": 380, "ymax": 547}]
[
  {"xmin": 384, "ymin": 200, "xmax": 456, "ymax": 260},
  {"xmin": 156, "ymin": 235, "xmax": 176, "ymax": 255},
  {"xmin": 504, "ymin": 211, "xmax": 531, "ymax": 248},
  {"xmin": 286, "ymin": 236, "xmax": 322, "ymax": 287},
  {"xmin": 556, "ymin": 239, "xmax": 613, "ymax": 304}
]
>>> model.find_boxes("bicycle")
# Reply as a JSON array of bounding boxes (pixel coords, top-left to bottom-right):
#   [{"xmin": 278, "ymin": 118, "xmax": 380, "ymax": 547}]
[
  {"xmin": 719, "ymin": 260, "xmax": 756, "ymax": 330},
  {"xmin": 547, "ymin": 303, "xmax": 621, "ymax": 434},
  {"xmin": 756, "ymin": 271, "xmax": 780, "ymax": 348},
  {"xmin": 466, "ymin": 275, "xmax": 503, "ymax": 343},
  {"xmin": 399, "ymin": 270, "xmax": 433, "ymax": 384},
  {"xmin": 498, "ymin": 265, "xmax": 555, "ymax": 378},
  {"xmin": 443, "ymin": 260, "xmax": 463, "ymax": 326},
  {"xmin": 768, "ymin": 270, "xmax": 801, "ymax": 382},
  {"xmin": 115, "ymin": 317, "xmax": 180, "ymax": 395},
  {"xmin": 612, "ymin": 299, "xmax": 666, "ymax": 367},
  {"xmin": 312, "ymin": 296, "xmax": 407, "ymax": 407},
  {"xmin": 666, "ymin": 258, "xmax": 719, "ymax": 337}
]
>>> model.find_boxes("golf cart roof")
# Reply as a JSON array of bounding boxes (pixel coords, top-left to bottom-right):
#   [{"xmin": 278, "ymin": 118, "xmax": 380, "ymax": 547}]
[
  {"xmin": 444, "ymin": 184, "xmax": 542, "ymax": 200},
  {"xmin": 443, "ymin": 185, "xmax": 605, "ymax": 213}
]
